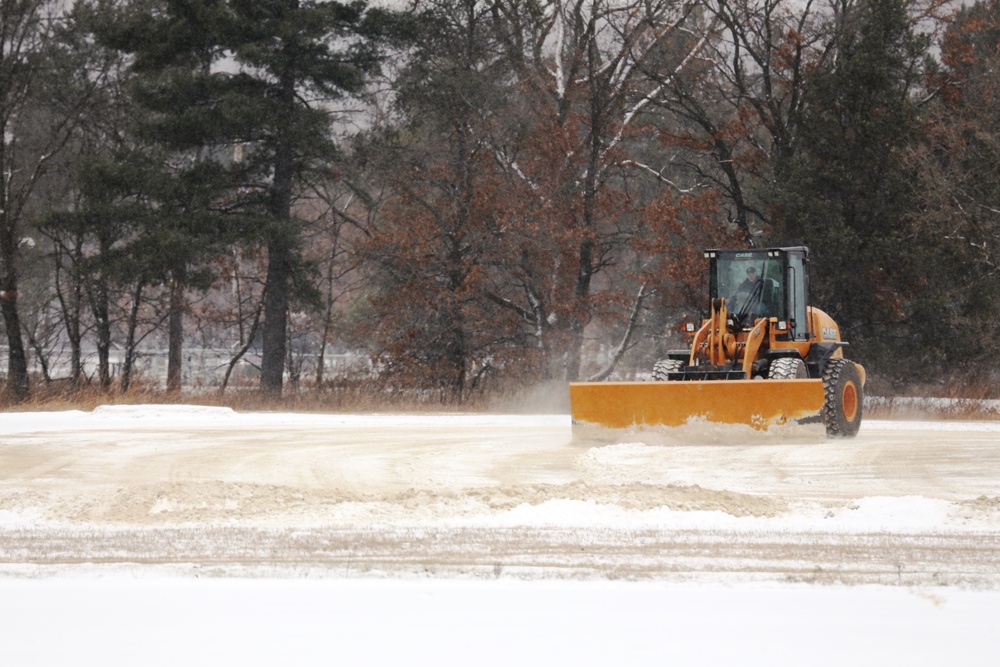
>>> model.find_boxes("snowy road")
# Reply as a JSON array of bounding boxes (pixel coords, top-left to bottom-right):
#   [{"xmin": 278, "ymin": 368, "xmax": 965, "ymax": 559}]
[{"xmin": 1, "ymin": 407, "xmax": 999, "ymax": 584}]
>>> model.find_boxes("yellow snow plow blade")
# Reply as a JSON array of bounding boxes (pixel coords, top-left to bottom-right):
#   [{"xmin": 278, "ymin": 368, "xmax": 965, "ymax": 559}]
[{"xmin": 569, "ymin": 379, "xmax": 826, "ymax": 432}]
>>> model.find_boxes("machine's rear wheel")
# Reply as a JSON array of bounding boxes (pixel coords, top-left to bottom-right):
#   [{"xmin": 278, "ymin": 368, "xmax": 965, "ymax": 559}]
[
  {"xmin": 768, "ymin": 357, "xmax": 808, "ymax": 379},
  {"xmin": 822, "ymin": 359, "xmax": 863, "ymax": 437},
  {"xmin": 652, "ymin": 359, "xmax": 684, "ymax": 381}
]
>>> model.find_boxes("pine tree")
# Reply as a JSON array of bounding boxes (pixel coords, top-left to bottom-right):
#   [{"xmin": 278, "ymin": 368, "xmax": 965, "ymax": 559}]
[
  {"xmin": 765, "ymin": 0, "xmax": 928, "ymax": 376},
  {"xmin": 93, "ymin": 0, "xmax": 386, "ymax": 395}
]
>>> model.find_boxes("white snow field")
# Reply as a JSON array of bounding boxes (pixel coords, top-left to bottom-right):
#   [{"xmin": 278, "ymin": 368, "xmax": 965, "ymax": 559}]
[{"xmin": 2, "ymin": 406, "xmax": 1000, "ymax": 665}]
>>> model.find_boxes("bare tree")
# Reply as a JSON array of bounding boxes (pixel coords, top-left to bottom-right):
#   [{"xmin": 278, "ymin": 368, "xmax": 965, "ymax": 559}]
[
  {"xmin": 487, "ymin": 0, "xmax": 719, "ymax": 380},
  {"xmin": 1, "ymin": 0, "xmax": 107, "ymax": 400}
]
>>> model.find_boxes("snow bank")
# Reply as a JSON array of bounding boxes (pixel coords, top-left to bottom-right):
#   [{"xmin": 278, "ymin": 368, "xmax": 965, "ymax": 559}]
[{"xmin": 0, "ymin": 405, "xmax": 570, "ymax": 433}]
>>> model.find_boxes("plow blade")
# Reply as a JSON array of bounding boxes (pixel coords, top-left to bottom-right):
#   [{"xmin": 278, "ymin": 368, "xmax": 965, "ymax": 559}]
[{"xmin": 569, "ymin": 379, "xmax": 826, "ymax": 432}]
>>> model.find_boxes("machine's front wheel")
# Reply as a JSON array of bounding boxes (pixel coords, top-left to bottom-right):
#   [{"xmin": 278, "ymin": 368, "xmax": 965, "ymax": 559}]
[
  {"xmin": 651, "ymin": 359, "xmax": 684, "ymax": 381},
  {"xmin": 768, "ymin": 357, "xmax": 808, "ymax": 379},
  {"xmin": 822, "ymin": 359, "xmax": 863, "ymax": 437}
]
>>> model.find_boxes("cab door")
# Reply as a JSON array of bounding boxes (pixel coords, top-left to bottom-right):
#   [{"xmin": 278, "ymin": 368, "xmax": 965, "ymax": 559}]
[{"xmin": 786, "ymin": 250, "xmax": 809, "ymax": 340}]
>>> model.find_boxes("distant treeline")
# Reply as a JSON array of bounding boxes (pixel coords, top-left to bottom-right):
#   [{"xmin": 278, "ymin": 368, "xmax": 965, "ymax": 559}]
[{"xmin": 1, "ymin": 0, "xmax": 998, "ymax": 403}]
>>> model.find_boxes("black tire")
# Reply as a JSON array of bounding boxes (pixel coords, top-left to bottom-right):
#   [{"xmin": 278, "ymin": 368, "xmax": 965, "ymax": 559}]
[
  {"xmin": 822, "ymin": 359, "xmax": 863, "ymax": 437},
  {"xmin": 652, "ymin": 359, "xmax": 684, "ymax": 381},
  {"xmin": 768, "ymin": 357, "xmax": 808, "ymax": 379}
]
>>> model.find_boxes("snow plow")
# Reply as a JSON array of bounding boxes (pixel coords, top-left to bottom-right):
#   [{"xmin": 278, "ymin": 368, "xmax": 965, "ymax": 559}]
[{"xmin": 570, "ymin": 247, "xmax": 865, "ymax": 438}]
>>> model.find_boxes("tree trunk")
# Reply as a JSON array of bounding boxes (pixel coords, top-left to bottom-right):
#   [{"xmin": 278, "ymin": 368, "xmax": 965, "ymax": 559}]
[
  {"xmin": 585, "ymin": 283, "xmax": 649, "ymax": 382},
  {"xmin": 166, "ymin": 270, "xmax": 185, "ymax": 393},
  {"xmin": 0, "ymin": 292, "xmax": 29, "ymax": 402},
  {"xmin": 120, "ymin": 281, "xmax": 144, "ymax": 393},
  {"xmin": 93, "ymin": 279, "xmax": 112, "ymax": 390},
  {"xmin": 314, "ymin": 226, "xmax": 342, "ymax": 387},
  {"xmin": 220, "ymin": 299, "xmax": 262, "ymax": 394},
  {"xmin": 315, "ymin": 307, "xmax": 331, "ymax": 386},
  {"xmin": 260, "ymin": 63, "xmax": 298, "ymax": 397},
  {"xmin": 55, "ymin": 234, "xmax": 83, "ymax": 392},
  {"xmin": 261, "ymin": 237, "xmax": 291, "ymax": 395},
  {"xmin": 564, "ymin": 26, "xmax": 603, "ymax": 383},
  {"xmin": 0, "ymin": 199, "xmax": 29, "ymax": 402}
]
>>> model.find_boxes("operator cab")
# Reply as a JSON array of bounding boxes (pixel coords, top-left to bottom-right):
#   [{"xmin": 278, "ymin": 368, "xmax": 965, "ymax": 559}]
[{"xmin": 704, "ymin": 247, "xmax": 810, "ymax": 340}]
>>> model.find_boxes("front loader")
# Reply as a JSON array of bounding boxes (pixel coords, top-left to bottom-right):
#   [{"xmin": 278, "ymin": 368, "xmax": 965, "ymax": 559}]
[{"xmin": 569, "ymin": 247, "xmax": 865, "ymax": 438}]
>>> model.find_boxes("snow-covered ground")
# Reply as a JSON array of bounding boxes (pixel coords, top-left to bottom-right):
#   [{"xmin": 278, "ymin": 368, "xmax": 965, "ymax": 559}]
[
  {"xmin": 4, "ymin": 578, "xmax": 999, "ymax": 666},
  {"xmin": 2, "ymin": 406, "xmax": 1000, "ymax": 665}
]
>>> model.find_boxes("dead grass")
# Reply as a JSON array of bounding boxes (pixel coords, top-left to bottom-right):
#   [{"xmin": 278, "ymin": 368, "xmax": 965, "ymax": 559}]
[
  {"xmin": 1, "ymin": 375, "xmax": 570, "ymax": 415},
  {"xmin": 865, "ymin": 396, "xmax": 1000, "ymax": 421},
  {"xmin": 8, "ymin": 374, "xmax": 998, "ymax": 421},
  {"xmin": 862, "ymin": 376, "xmax": 1000, "ymax": 421}
]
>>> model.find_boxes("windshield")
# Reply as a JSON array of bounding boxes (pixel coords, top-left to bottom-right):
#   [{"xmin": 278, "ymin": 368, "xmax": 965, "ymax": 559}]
[{"xmin": 711, "ymin": 251, "xmax": 786, "ymax": 324}]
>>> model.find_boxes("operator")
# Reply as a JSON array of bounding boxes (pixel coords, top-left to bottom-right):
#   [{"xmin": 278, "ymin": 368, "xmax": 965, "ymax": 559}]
[
  {"xmin": 736, "ymin": 266, "xmax": 760, "ymax": 295},
  {"xmin": 732, "ymin": 266, "xmax": 767, "ymax": 317}
]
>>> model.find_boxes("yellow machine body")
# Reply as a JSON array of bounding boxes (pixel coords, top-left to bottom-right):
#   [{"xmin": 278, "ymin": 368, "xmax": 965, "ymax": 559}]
[{"xmin": 568, "ymin": 247, "xmax": 866, "ymax": 438}]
